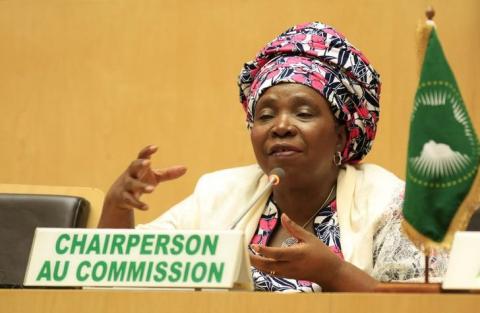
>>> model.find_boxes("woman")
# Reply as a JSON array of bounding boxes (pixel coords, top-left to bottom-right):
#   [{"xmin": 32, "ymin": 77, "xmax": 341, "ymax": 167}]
[{"xmin": 99, "ymin": 22, "xmax": 447, "ymax": 292}]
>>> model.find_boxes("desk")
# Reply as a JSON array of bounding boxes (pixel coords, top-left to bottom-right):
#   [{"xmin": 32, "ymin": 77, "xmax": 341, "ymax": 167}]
[{"xmin": 2, "ymin": 289, "xmax": 479, "ymax": 313}]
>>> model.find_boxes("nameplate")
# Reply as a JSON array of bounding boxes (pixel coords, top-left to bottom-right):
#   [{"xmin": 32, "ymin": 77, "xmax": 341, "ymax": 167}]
[
  {"xmin": 442, "ymin": 231, "xmax": 480, "ymax": 290},
  {"xmin": 24, "ymin": 228, "xmax": 252, "ymax": 290}
]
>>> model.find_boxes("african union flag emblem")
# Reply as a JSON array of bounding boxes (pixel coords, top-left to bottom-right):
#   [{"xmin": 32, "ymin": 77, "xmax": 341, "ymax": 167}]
[{"xmin": 403, "ymin": 26, "xmax": 480, "ymax": 248}]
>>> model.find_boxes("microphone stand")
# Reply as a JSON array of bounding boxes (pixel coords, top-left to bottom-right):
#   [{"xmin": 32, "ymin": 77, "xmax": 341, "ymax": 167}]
[{"xmin": 229, "ymin": 169, "xmax": 283, "ymax": 230}]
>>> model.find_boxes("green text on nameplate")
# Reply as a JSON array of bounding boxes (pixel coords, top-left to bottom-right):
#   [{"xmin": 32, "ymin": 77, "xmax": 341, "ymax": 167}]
[{"xmin": 24, "ymin": 228, "xmax": 251, "ymax": 289}]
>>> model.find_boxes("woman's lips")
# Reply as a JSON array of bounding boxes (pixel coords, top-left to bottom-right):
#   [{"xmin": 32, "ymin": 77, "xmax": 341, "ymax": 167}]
[
  {"xmin": 271, "ymin": 150, "xmax": 299, "ymax": 157},
  {"xmin": 268, "ymin": 144, "xmax": 302, "ymax": 157}
]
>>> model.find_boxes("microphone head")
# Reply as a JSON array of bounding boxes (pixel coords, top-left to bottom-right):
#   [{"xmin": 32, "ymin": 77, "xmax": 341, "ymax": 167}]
[{"xmin": 269, "ymin": 168, "xmax": 285, "ymax": 186}]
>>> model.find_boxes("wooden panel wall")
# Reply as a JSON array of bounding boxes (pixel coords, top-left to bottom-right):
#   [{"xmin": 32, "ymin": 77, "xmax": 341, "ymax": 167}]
[{"xmin": 0, "ymin": 0, "xmax": 478, "ymax": 224}]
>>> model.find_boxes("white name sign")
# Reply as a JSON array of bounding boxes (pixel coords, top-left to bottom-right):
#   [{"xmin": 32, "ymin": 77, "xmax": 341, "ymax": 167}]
[
  {"xmin": 24, "ymin": 228, "xmax": 252, "ymax": 290},
  {"xmin": 443, "ymin": 231, "xmax": 480, "ymax": 290}
]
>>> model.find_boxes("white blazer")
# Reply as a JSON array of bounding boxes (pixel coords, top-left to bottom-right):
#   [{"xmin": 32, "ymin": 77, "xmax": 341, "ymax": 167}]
[{"xmin": 139, "ymin": 163, "xmax": 404, "ymax": 275}]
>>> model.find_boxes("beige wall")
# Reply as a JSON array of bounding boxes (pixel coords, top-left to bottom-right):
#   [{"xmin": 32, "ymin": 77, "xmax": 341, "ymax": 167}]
[{"xmin": 1, "ymin": 0, "xmax": 478, "ymax": 224}]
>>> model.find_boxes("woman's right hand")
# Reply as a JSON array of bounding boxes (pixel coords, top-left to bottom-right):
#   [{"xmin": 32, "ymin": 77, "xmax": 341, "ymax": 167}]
[{"xmin": 99, "ymin": 145, "xmax": 187, "ymax": 228}]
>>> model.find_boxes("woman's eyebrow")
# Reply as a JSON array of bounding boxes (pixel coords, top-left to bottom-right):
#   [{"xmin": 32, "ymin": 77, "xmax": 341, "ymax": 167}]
[
  {"xmin": 289, "ymin": 93, "xmax": 315, "ymax": 102},
  {"xmin": 290, "ymin": 97, "xmax": 318, "ymax": 110},
  {"xmin": 255, "ymin": 97, "xmax": 276, "ymax": 109}
]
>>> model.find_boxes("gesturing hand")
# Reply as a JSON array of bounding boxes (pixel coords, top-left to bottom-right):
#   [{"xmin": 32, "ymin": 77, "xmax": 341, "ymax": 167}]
[
  {"xmin": 249, "ymin": 213, "xmax": 344, "ymax": 288},
  {"xmin": 104, "ymin": 145, "xmax": 187, "ymax": 211}
]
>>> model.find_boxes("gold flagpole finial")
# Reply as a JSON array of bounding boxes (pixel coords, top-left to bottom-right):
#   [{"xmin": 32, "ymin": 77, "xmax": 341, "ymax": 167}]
[
  {"xmin": 426, "ymin": 6, "xmax": 435, "ymax": 20},
  {"xmin": 416, "ymin": 7, "xmax": 436, "ymax": 73}
]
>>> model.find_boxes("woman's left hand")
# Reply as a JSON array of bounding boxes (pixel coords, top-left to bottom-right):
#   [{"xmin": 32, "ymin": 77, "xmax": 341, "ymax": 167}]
[{"xmin": 249, "ymin": 213, "xmax": 344, "ymax": 288}]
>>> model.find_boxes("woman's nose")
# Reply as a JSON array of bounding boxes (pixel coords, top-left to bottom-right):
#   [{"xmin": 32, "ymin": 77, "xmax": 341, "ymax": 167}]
[{"xmin": 271, "ymin": 114, "xmax": 296, "ymax": 138}]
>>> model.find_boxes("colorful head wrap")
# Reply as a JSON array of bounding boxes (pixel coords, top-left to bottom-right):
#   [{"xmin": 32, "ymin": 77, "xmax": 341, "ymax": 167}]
[{"xmin": 238, "ymin": 22, "xmax": 381, "ymax": 163}]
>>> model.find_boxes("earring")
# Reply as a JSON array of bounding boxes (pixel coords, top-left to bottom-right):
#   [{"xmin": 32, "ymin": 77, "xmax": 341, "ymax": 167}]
[{"xmin": 333, "ymin": 151, "xmax": 343, "ymax": 166}]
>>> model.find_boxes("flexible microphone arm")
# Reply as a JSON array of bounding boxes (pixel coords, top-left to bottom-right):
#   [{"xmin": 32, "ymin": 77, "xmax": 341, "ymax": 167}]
[{"xmin": 229, "ymin": 168, "xmax": 285, "ymax": 230}]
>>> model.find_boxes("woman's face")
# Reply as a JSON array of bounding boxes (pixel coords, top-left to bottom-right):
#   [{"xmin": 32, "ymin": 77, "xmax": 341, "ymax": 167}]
[{"xmin": 250, "ymin": 83, "xmax": 346, "ymax": 185}]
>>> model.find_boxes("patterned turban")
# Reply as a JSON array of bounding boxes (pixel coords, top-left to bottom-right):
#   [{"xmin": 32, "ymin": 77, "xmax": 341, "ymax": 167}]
[{"xmin": 238, "ymin": 22, "xmax": 381, "ymax": 163}]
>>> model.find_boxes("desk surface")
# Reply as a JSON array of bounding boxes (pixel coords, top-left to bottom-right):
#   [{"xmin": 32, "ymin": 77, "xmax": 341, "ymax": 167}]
[{"xmin": 2, "ymin": 289, "xmax": 480, "ymax": 313}]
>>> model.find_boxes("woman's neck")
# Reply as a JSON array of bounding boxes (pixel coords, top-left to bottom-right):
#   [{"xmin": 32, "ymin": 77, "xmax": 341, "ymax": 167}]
[{"xmin": 271, "ymin": 173, "xmax": 338, "ymax": 225}]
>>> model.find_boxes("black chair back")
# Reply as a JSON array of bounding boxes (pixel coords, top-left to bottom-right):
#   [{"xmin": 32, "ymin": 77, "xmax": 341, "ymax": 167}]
[
  {"xmin": 467, "ymin": 209, "xmax": 480, "ymax": 231},
  {"xmin": 0, "ymin": 194, "xmax": 89, "ymax": 287}
]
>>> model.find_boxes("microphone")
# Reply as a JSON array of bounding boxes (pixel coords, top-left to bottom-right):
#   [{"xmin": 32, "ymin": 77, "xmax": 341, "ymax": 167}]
[{"xmin": 229, "ymin": 168, "xmax": 285, "ymax": 230}]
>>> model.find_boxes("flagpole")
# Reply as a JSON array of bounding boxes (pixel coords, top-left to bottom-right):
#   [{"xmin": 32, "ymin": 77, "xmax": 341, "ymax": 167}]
[
  {"xmin": 424, "ymin": 254, "xmax": 429, "ymax": 283},
  {"xmin": 416, "ymin": 7, "xmax": 435, "ymax": 75},
  {"xmin": 422, "ymin": 7, "xmax": 435, "ymax": 285}
]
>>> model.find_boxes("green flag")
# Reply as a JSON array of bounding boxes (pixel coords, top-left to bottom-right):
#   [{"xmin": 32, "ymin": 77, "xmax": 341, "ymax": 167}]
[{"xmin": 403, "ymin": 26, "xmax": 480, "ymax": 248}]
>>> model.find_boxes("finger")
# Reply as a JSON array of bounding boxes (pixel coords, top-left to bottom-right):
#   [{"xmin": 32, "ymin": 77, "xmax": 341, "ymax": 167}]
[
  {"xmin": 124, "ymin": 176, "xmax": 155, "ymax": 194},
  {"xmin": 137, "ymin": 145, "xmax": 158, "ymax": 159},
  {"xmin": 250, "ymin": 253, "xmax": 278, "ymax": 269},
  {"xmin": 249, "ymin": 253, "xmax": 275, "ymax": 267},
  {"xmin": 128, "ymin": 159, "xmax": 151, "ymax": 179},
  {"xmin": 121, "ymin": 191, "xmax": 148, "ymax": 210},
  {"xmin": 250, "ymin": 243, "xmax": 301, "ymax": 261},
  {"xmin": 153, "ymin": 166, "xmax": 187, "ymax": 183},
  {"xmin": 281, "ymin": 213, "xmax": 316, "ymax": 243},
  {"xmin": 249, "ymin": 254, "xmax": 289, "ymax": 277}
]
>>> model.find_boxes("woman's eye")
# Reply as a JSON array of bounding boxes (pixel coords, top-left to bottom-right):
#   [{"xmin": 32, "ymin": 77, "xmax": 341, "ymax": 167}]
[
  {"xmin": 258, "ymin": 113, "xmax": 273, "ymax": 121},
  {"xmin": 256, "ymin": 110, "xmax": 274, "ymax": 121},
  {"xmin": 297, "ymin": 112, "xmax": 313, "ymax": 118}
]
